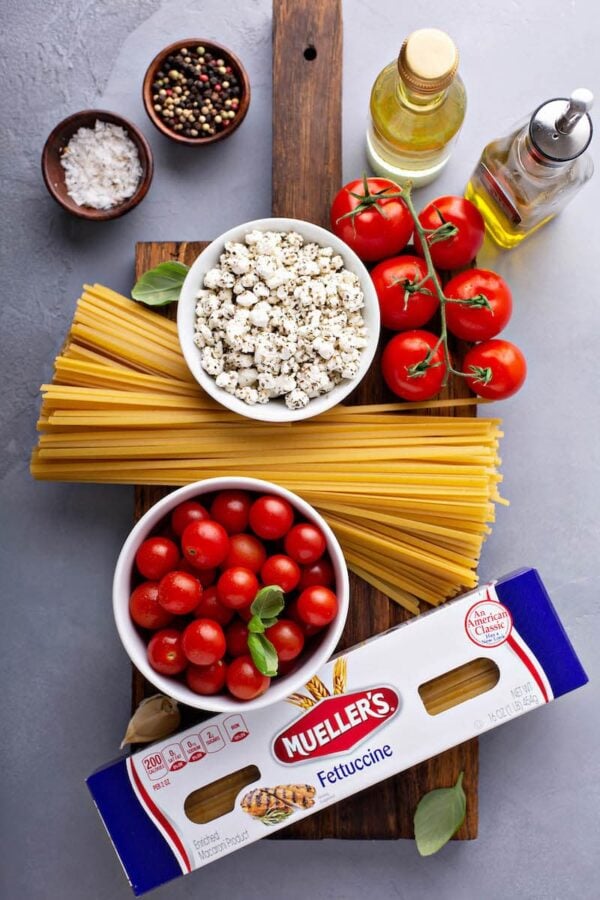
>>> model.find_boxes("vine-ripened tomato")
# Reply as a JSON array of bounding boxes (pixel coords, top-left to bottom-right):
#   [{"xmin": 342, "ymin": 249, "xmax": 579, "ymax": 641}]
[
  {"xmin": 157, "ymin": 570, "xmax": 202, "ymax": 615},
  {"xmin": 463, "ymin": 339, "xmax": 527, "ymax": 400},
  {"xmin": 226, "ymin": 655, "xmax": 270, "ymax": 700},
  {"xmin": 182, "ymin": 618, "xmax": 226, "ymax": 666},
  {"xmin": 284, "ymin": 523, "xmax": 327, "ymax": 565},
  {"xmin": 298, "ymin": 559, "xmax": 335, "ymax": 590},
  {"xmin": 210, "ymin": 490, "xmax": 251, "ymax": 534},
  {"xmin": 129, "ymin": 582, "xmax": 174, "ymax": 630},
  {"xmin": 225, "ymin": 618, "xmax": 250, "ymax": 657},
  {"xmin": 135, "ymin": 537, "xmax": 180, "ymax": 581},
  {"xmin": 217, "ymin": 567, "xmax": 259, "ymax": 610},
  {"xmin": 414, "ymin": 196, "xmax": 485, "ymax": 269},
  {"xmin": 330, "ymin": 177, "xmax": 413, "ymax": 262},
  {"xmin": 260, "ymin": 555, "xmax": 301, "ymax": 593},
  {"xmin": 181, "ymin": 519, "xmax": 229, "ymax": 570},
  {"xmin": 186, "ymin": 660, "xmax": 227, "ymax": 695},
  {"xmin": 249, "ymin": 495, "xmax": 294, "ymax": 540},
  {"xmin": 265, "ymin": 619, "xmax": 305, "ymax": 662},
  {"xmin": 297, "ymin": 586, "xmax": 338, "ymax": 628},
  {"xmin": 147, "ymin": 629, "xmax": 187, "ymax": 676},
  {"xmin": 444, "ymin": 269, "xmax": 512, "ymax": 341},
  {"xmin": 382, "ymin": 330, "xmax": 446, "ymax": 401},
  {"xmin": 371, "ymin": 255, "xmax": 440, "ymax": 331},
  {"xmin": 192, "ymin": 585, "xmax": 234, "ymax": 626},
  {"xmin": 170, "ymin": 500, "xmax": 210, "ymax": 537},
  {"xmin": 224, "ymin": 533, "xmax": 267, "ymax": 573}
]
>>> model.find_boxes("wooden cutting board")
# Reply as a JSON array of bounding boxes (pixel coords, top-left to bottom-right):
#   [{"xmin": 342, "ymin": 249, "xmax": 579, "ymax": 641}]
[{"xmin": 131, "ymin": 0, "xmax": 478, "ymax": 840}]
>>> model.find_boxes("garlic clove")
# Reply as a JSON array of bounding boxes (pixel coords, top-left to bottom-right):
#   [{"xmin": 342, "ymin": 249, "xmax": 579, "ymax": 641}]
[{"xmin": 120, "ymin": 693, "xmax": 180, "ymax": 748}]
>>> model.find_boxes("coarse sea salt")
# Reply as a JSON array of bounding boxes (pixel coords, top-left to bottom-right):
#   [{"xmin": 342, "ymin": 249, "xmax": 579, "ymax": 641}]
[{"xmin": 60, "ymin": 119, "xmax": 142, "ymax": 210}]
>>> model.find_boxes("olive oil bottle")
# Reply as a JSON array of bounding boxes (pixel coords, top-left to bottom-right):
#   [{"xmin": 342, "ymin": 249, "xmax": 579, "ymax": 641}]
[
  {"xmin": 367, "ymin": 29, "xmax": 466, "ymax": 188},
  {"xmin": 466, "ymin": 89, "xmax": 594, "ymax": 248}
]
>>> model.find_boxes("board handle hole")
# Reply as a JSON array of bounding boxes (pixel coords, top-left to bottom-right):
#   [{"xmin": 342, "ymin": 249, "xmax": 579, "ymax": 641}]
[{"xmin": 304, "ymin": 45, "xmax": 317, "ymax": 61}]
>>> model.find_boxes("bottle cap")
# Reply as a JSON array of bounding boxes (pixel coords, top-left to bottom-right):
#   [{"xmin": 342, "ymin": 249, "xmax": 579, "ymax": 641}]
[
  {"xmin": 398, "ymin": 29, "xmax": 459, "ymax": 94},
  {"xmin": 529, "ymin": 89, "xmax": 593, "ymax": 162}
]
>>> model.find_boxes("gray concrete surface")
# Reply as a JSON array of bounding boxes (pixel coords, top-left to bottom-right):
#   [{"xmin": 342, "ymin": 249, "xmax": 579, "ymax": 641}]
[{"xmin": 1, "ymin": 1, "xmax": 599, "ymax": 898}]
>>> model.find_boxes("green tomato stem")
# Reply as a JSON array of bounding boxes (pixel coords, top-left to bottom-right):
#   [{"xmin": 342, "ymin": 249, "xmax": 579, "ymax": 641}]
[{"xmin": 400, "ymin": 184, "xmax": 470, "ymax": 386}]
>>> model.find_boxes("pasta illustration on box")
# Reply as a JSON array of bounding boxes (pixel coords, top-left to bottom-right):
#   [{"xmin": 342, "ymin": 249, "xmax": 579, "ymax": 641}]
[{"xmin": 87, "ymin": 569, "xmax": 587, "ymax": 896}]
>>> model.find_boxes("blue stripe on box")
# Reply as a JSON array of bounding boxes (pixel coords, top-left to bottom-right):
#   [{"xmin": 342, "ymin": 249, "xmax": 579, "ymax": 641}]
[
  {"xmin": 495, "ymin": 568, "xmax": 588, "ymax": 698},
  {"xmin": 87, "ymin": 758, "xmax": 181, "ymax": 896}
]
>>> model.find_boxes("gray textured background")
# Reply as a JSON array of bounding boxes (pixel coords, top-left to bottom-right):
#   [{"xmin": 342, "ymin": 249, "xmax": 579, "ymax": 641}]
[{"xmin": 1, "ymin": 1, "xmax": 599, "ymax": 898}]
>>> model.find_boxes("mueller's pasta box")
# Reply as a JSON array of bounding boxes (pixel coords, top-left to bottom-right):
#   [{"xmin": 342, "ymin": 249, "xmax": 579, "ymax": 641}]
[{"xmin": 87, "ymin": 568, "xmax": 587, "ymax": 895}]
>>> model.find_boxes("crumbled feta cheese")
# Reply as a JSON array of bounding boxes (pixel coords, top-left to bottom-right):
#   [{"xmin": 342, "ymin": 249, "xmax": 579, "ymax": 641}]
[{"xmin": 194, "ymin": 230, "xmax": 368, "ymax": 408}]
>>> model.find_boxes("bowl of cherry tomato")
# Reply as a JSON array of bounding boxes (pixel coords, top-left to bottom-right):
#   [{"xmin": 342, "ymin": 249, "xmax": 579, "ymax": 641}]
[{"xmin": 113, "ymin": 477, "xmax": 349, "ymax": 712}]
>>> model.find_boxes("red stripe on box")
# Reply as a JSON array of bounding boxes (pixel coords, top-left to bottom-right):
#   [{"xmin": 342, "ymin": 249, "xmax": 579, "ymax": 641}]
[
  {"xmin": 507, "ymin": 634, "xmax": 549, "ymax": 703},
  {"xmin": 128, "ymin": 758, "xmax": 192, "ymax": 873}
]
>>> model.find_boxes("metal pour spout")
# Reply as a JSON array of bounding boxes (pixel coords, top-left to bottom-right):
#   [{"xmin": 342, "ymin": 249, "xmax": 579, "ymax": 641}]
[{"xmin": 556, "ymin": 88, "xmax": 594, "ymax": 135}]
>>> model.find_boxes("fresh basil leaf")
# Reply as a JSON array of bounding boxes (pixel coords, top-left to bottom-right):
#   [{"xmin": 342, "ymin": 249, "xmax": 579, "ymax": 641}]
[
  {"xmin": 261, "ymin": 617, "xmax": 278, "ymax": 629},
  {"xmin": 247, "ymin": 615, "xmax": 265, "ymax": 634},
  {"xmin": 247, "ymin": 633, "xmax": 279, "ymax": 677},
  {"xmin": 414, "ymin": 771, "xmax": 466, "ymax": 857},
  {"xmin": 251, "ymin": 585, "xmax": 285, "ymax": 621},
  {"xmin": 131, "ymin": 261, "xmax": 189, "ymax": 307}
]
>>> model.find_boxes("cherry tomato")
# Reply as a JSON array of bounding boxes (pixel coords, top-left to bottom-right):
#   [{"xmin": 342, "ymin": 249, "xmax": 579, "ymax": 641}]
[
  {"xmin": 299, "ymin": 559, "xmax": 335, "ymax": 590},
  {"xmin": 182, "ymin": 519, "xmax": 229, "ymax": 569},
  {"xmin": 265, "ymin": 619, "xmax": 305, "ymax": 661},
  {"xmin": 157, "ymin": 570, "xmax": 202, "ymax": 615},
  {"xmin": 186, "ymin": 659, "xmax": 227, "ymax": 695},
  {"xmin": 225, "ymin": 619, "xmax": 250, "ymax": 657},
  {"xmin": 210, "ymin": 490, "xmax": 251, "ymax": 534},
  {"xmin": 178, "ymin": 559, "xmax": 216, "ymax": 586},
  {"xmin": 277, "ymin": 658, "xmax": 298, "ymax": 676},
  {"xmin": 297, "ymin": 586, "xmax": 338, "ymax": 628},
  {"xmin": 147, "ymin": 629, "xmax": 187, "ymax": 676},
  {"xmin": 260, "ymin": 554, "xmax": 301, "ymax": 593},
  {"xmin": 217, "ymin": 566, "xmax": 259, "ymax": 610},
  {"xmin": 382, "ymin": 330, "xmax": 446, "ymax": 401},
  {"xmin": 192, "ymin": 585, "xmax": 234, "ymax": 626},
  {"xmin": 249, "ymin": 495, "xmax": 294, "ymax": 540},
  {"xmin": 182, "ymin": 618, "xmax": 226, "ymax": 666},
  {"xmin": 226, "ymin": 655, "xmax": 270, "ymax": 700},
  {"xmin": 330, "ymin": 177, "xmax": 413, "ymax": 262},
  {"xmin": 135, "ymin": 537, "xmax": 180, "ymax": 581},
  {"xmin": 371, "ymin": 255, "xmax": 439, "ymax": 331},
  {"xmin": 463, "ymin": 339, "xmax": 527, "ymax": 400},
  {"xmin": 444, "ymin": 269, "xmax": 512, "ymax": 341},
  {"xmin": 170, "ymin": 500, "xmax": 210, "ymax": 537},
  {"xmin": 237, "ymin": 604, "xmax": 253, "ymax": 623},
  {"xmin": 287, "ymin": 598, "xmax": 324, "ymax": 636},
  {"xmin": 284, "ymin": 523, "xmax": 327, "ymax": 565},
  {"xmin": 129, "ymin": 582, "xmax": 174, "ymax": 630},
  {"xmin": 414, "ymin": 196, "xmax": 485, "ymax": 270},
  {"xmin": 224, "ymin": 533, "xmax": 267, "ymax": 573}
]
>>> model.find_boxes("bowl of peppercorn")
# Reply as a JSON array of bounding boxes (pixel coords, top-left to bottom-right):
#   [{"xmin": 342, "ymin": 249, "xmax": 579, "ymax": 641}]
[{"xmin": 142, "ymin": 39, "xmax": 250, "ymax": 145}]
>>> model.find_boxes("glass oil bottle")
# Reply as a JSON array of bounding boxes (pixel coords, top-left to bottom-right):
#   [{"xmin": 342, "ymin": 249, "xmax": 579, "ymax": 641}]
[
  {"xmin": 466, "ymin": 89, "xmax": 594, "ymax": 248},
  {"xmin": 366, "ymin": 29, "xmax": 466, "ymax": 188}
]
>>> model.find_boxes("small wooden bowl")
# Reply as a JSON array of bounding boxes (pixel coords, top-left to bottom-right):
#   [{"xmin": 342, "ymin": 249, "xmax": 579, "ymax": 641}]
[
  {"xmin": 142, "ymin": 39, "xmax": 250, "ymax": 146},
  {"xmin": 41, "ymin": 110, "xmax": 154, "ymax": 221}
]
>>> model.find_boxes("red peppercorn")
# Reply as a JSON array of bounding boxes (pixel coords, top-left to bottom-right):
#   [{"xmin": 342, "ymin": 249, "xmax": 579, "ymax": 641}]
[{"xmin": 200, "ymin": 73, "xmax": 209, "ymax": 82}]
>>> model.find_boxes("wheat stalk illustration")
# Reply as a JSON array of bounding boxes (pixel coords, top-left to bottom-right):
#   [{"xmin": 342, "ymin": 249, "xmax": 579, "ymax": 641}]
[{"xmin": 286, "ymin": 657, "xmax": 349, "ymax": 709}]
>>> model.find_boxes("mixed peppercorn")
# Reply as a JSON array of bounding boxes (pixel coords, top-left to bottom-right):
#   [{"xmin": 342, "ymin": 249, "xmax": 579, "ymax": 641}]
[{"xmin": 151, "ymin": 45, "xmax": 242, "ymax": 139}]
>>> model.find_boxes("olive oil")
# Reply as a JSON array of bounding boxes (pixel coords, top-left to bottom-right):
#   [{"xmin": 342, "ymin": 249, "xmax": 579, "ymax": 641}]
[
  {"xmin": 466, "ymin": 90, "xmax": 594, "ymax": 248},
  {"xmin": 367, "ymin": 29, "xmax": 466, "ymax": 187}
]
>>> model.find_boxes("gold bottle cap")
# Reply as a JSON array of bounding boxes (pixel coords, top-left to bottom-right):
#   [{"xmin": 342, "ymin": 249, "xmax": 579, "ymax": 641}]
[{"xmin": 398, "ymin": 29, "xmax": 459, "ymax": 94}]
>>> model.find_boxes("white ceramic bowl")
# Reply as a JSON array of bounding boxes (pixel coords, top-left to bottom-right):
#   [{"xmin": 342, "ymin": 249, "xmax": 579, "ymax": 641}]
[
  {"xmin": 113, "ymin": 477, "xmax": 349, "ymax": 713},
  {"xmin": 177, "ymin": 217, "xmax": 380, "ymax": 422}
]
